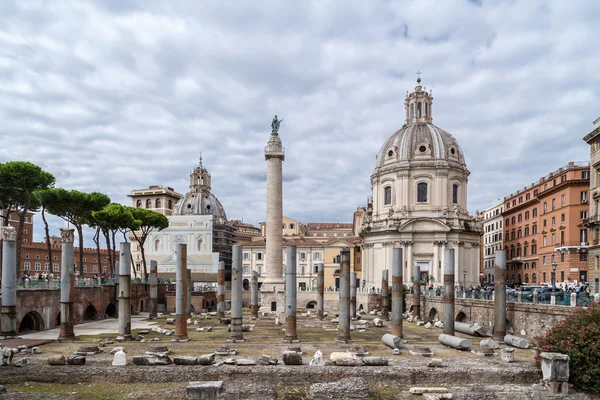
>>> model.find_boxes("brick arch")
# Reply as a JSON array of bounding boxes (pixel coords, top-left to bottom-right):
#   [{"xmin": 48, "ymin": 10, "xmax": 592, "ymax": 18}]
[
  {"xmin": 455, "ymin": 311, "xmax": 468, "ymax": 322},
  {"xmin": 305, "ymin": 301, "xmax": 317, "ymax": 309},
  {"xmin": 19, "ymin": 310, "xmax": 45, "ymax": 333}
]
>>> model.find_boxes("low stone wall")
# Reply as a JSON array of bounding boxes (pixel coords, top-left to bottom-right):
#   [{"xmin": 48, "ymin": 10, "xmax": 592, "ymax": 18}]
[{"xmin": 407, "ymin": 296, "xmax": 574, "ymax": 339}]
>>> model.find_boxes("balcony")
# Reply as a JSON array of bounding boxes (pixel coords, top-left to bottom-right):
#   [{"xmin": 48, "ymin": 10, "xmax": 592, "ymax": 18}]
[{"xmin": 584, "ymin": 214, "xmax": 600, "ymax": 227}]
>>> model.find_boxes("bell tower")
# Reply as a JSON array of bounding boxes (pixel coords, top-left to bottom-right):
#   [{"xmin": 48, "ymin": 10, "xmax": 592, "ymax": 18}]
[
  {"xmin": 189, "ymin": 154, "xmax": 211, "ymax": 194},
  {"xmin": 404, "ymin": 74, "xmax": 433, "ymax": 125}
]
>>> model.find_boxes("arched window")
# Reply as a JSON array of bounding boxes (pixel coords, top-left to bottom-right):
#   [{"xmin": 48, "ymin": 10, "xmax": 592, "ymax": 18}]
[
  {"xmin": 417, "ymin": 102, "xmax": 422, "ymax": 118},
  {"xmin": 384, "ymin": 186, "xmax": 392, "ymax": 205},
  {"xmin": 532, "ymin": 273, "xmax": 537, "ymax": 283},
  {"xmin": 410, "ymin": 103, "xmax": 415, "ymax": 123},
  {"xmin": 146, "ymin": 199, "xmax": 151, "ymax": 208},
  {"xmin": 532, "ymin": 262, "xmax": 536, "ymax": 269},
  {"xmin": 136, "ymin": 200, "xmax": 142, "ymax": 208},
  {"xmin": 154, "ymin": 239, "xmax": 160, "ymax": 251},
  {"xmin": 452, "ymin": 184, "xmax": 459, "ymax": 204},
  {"xmin": 525, "ymin": 274, "xmax": 529, "ymax": 283},
  {"xmin": 417, "ymin": 182, "xmax": 428, "ymax": 203},
  {"xmin": 156, "ymin": 199, "xmax": 161, "ymax": 208},
  {"xmin": 197, "ymin": 238, "xmax": 203, "ymax": 251},
  {"xmin": 425, "ymin": 103, "xmax": 428, "ymax": 116}
]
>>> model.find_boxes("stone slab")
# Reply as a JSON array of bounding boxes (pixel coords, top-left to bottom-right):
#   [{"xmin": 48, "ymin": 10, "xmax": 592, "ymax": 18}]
[{"xmin": 186, "ymin": 381, "xmax": 222, "ymax": 399}]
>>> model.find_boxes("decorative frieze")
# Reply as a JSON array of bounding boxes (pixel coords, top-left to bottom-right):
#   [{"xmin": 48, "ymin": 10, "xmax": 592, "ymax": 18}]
[
  {"xmin": 60, "ymin": 228, "xmax": 75, "ymax": 244},
  {"xmin": 1, "ymin": 225, "xmax": 16, "ymax": 241}
]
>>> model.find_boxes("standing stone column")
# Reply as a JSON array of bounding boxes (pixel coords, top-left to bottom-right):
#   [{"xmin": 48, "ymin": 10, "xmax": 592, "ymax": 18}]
[
  {"xmin": 391, "ymin": 248, "xmax": 403, "ymax": 337},
  {"xmin": 381, "ymin": 269, "xmax": 390, "ymax": 320},
  {"xmin": 117, "ymin": 242, "xmax": 133, "ymax": 341},
  {"xmin": 1, "ymin": 226, "xmax": 17, "ymax": 337},
  {"xmin": 264, "ymin": 121, "xmax": 285, "ymax": 292},
  {"xmin": 217, "ymin": 261, "xmax": 225, "ymax": 318},
  {"xmin": 284, "ymin": 245, "xmax": 298, "ymax": 342},
  {"xmin": 443, "ymin": 248, "xmax": 455, "ymax": 336},
  {"xmin": 187, "ymin": 268, "xmax": 192, "ymax": 316},
  {"xmin": 148, "ymin": 260, "xmax": 158, "ymax": 319},
  {"xmin": 317, "ymin": 262, "xmax": 325, "ymax": 319},
  {"xmin": 350, "ymin": 272, "xmax": 357, "ymax": 319},
  {"xmin": 175, "ymin": 243, "xmax": 188, "ymax": 340},
  {"xmin": 250, "ymin": 270, "xmax": 259, "ymax": 319},
  {"xmin": 230, "ymin": 245, "xmax": 244, "ymax": 341},
  {"xmin": 337, "ymin": 248, "xmax": 352, "ymax": 342},
  {"xmin": 412, "ymin": 262, "xmax": 421, "ymax": 320},
  {"xmin": 58, "ymin": 229, "xmax": 75, "ymax": 340},
  {"xmin": 493, "ymin": 250, "xmax": 507, "ymax": 340}
]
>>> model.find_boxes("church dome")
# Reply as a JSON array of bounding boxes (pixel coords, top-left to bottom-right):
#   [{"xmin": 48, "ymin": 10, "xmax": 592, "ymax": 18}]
[
  {"xmin": 172, "ymin": 156, "xmax": 228, "ymax": 223},
  {"xmin": 375, "ymin": 79, "xmax": 466, "ymax": 169}
]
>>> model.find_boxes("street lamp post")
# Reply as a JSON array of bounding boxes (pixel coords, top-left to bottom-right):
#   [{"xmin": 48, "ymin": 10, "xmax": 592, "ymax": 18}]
[
  {"xmin": 463, "ymin": 269, "xmax": 467, "ymax": 291},
  {"xmin": 551, "ymin": 261, "xmax": 557, "ymax": 289}
]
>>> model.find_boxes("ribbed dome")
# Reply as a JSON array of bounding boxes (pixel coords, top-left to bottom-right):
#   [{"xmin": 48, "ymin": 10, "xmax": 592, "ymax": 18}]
[
  {"xmin": 376, "ymin": 122, "xmax": 466, "ymax": 168},
  {"xmin": 172, "ymin": 192, "xmax": 227, "ymax": 222}
]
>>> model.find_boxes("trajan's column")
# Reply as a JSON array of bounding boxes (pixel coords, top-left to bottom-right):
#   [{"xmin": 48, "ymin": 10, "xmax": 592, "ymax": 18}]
[{"xmin": 262, "ymin": 115, "xmax": 286, "ymax": 310}]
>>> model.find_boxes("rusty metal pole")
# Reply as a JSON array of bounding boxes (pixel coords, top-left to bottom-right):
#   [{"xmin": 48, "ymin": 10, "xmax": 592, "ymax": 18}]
[
  {"xmin": 117, "ymin": 242, "xmax": 133, "ymax": 341},
  {"xmin": 58, "ymin": 229, "xmax": 75, "ymax": 340},
  {"xmin": 493, "ymin": 250, "xmax": 507, "ymax": 340},
  {"xmin": 443, "ymin": 248, "xmax": 455, "ymax": 336},
  {"xmin": 148, "ymin": 260, "xmax": 158, "ymax": 319},
  {"xmin": 217, "ymin": 261, "xmax": 225, "ymax": 318},
  {"xmin": 350, "ymin": 272, "xmax": 357, "ymax": 319},
  {"xmin": 391, "ymin": 248, "xmax": 403, "ymax": 337},
  {"xmin": 336, "ymin": 247, "xmax": 352, "ymax": 342},
  {"xmin": 250, "ymin": 270, "xmax": 259, "ymax": 319},
  {"xmin": 1, "ymin": 226, "xmax": 17, "ymax": 337},
  {"xmin": 174, "ymin": 243, "xmax": 188, "ymax": 340},
  {"xmin": 284, "ymin": 245, "xmax": 298, "ymax": 342},
  {"xmin": 317, "ymin": 262, "xmax": 325, "ymax": 319},
  {"xmin": 381, "ymin": 269, "xmax": 390, "ymax": 320},
  {"xmin": 230, "ymin": 245, "xmax": 244, "ymax": 341},
  {"xmin": 412, "ymin": 262, "xmax": 421, "ymax": 320}
]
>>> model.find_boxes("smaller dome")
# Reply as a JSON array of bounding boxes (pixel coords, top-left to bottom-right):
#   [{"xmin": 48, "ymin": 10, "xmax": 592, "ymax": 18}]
[{"xmin": 172, "ymin": 192, "xmax": 227, "ymax": 222}]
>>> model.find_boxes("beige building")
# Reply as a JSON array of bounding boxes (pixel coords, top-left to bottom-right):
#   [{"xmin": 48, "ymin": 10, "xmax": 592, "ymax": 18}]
[
  {"xmin": 583, "ymin": 116, "xmax": 600, "ymax": 293},
  {"xmin": 229, "ymin": 219, "xmax": 261, "ymax": 243},
  {"xmin": 128, "ymin": 185, "xmax": 182, "ymax": 274},
  {"xmin": 260, "ymin": 215, "xmax": 307, "ymax": 237},
  {"xmin": 481, "ymin": 200, "xmax": 504, "ymax": 283},
  {"xmin": 361, "ymin": 78, "xmax": 482, "ymax": 288},
  {"xmin": 306, "ymin": 222, "xmax": 354, "ymax": 243}
]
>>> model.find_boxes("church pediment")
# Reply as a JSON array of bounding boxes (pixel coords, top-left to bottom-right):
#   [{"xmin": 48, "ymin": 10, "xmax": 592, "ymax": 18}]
[
  {"xmin": 160, "ymin": 253, "xmax": 197, "ymax": 265},
  {"xmin": 398, "ymin": 218, "xmax": 451, "ymax": 233}
]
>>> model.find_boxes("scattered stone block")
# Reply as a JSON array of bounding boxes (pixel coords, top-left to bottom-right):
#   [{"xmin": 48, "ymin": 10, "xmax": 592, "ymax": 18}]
[
  {"xmin": 258, "ymin": 355, "xmax": 278, "ymax": 365},
  {"xmin": 286, "ymin": 346, "xmax": 302, "ymax": 355},
  {"xmin": 309, "ymin": 350, "xmax": 324, "ymax": 366},
  {"xmin": 235, "ymin": 358, "xmax": 256, "ymax": 366},
  {"xmin": 471, "ymin": 347, "xmax": 495, "ymax": 357},
  {"xmin": 110, "ymin": 347, "xmax": 125, "ymax": 354},
  {"xmin": 222, "ymin": 358, "xmax": 235, "ymax": 365},
  {"xmin": 47, "ymin": 355, "xmax": 66, "ymax": 366},
  {"xmin": 540, "ymin": 352, "xmax": 570, "ymax": 382},
  {"xmin": 138, "ymin": 330, "xmax": 149, "ymax": 334},
  {"xmin": 423, "ymin": 394, "xmax": 453, "ymax": 400},
  {"xmin": 282, "ymin": 351, "xmax": 302, "ymax": 365},
  {"xmin": 329, "ymin": 352, "xmax": 361, "ymax": 366},
  {"xmin": 416, "ymin": 321, "xmax": 425, "ymax": 326},
  {"xmin": 330, "ymin": 318, "xmax": 339, "ymax": 323},
  {"xmin": 438, "ymin": 334, "xmax": 472, "ymax": 350},
  {"xmin": 409, "ymin": 346, "xmax": 433, "ymax": 357},
  {"xmin": 427, "ymin": 358, "xmax": 444, "ymax": 368},
  {"xmin": 347, "ymin": 345, "xmax": 369, "ymax": 357},
  {"xmin": 187, "ymin": 381, "xmax": 222, "ymax": 399},
  {"xmin": 409, "ymin": 387, "xmax": 450, "ymax": 394},
  {"xmin": 67, "ymin": 355, "xmax": 86, "ymax": 365},
  {"xmin": 74, "ymin": 345, "xmax": 101, "ymax": 355},
  {"xmin": 392, "ymin": 348, "xmax": 401, "ymax": 355},
  {"xmin": 373, "ymin": 318, "xmax": 384, "ymax": 327},
  {"xmin": 147, "ymin": 345, "xmax": 170, "ymax": 355},
  {"xmin": 362, "ymin": 356, "xmax": 388, "ymax": 366},
  {"xmin": 480, "ymin": 339, "xmax": 500, "ymax": 349},
  {"xmin": 501, "ymin": 348, "xmax": 514, "ymax": 363},
  {"xmin": 31, "ymin": 347, "xmax": 41, "ymax": 354},
  {"xmin": 215, "ymin": 346, "xmax": 236, "ymax": 356},
  {"xmin": 504, "ymin": 335, "xmax": 529, "ymax": 349},
  {"xmin": 132, "ymin": 354, "xmax": 172, "ymax": 366},
  {"xmin": 382, "ymin": 334, "xmax": 403, "ymax": 349},
  {"xmin": 174, "ymin": 356, "xmax": 198, "ymax": 365},
  {"xmin": 424, "ymin": 322, "xmax": 432, "ymax": 329},
  {"xmin": 311, "ymin": 377, "xmax": 369, "ymax": 399},
  {"xmin": 1, "ymin": 347, "xmax": 14, "ymax": 366},
  {"xmin": 14, "ymin": 358, "xmax": 30, "ymax": 367},
  {"xmin": 17, "ymin": 345, "xmax": 27, "ymax": 351},
  {"xmin": 165, "ymin": 318, "xmax": 175, "ymax": 324},
  {"xmin": 197, "ymin": 353, "xmax": 216, "ymax": 365},
  {"xmin": 112, "ymin": 350, "xmax": 127, "ymax": 366}
]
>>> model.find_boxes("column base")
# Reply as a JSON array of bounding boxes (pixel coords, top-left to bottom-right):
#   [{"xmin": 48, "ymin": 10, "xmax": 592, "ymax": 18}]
[
  {"xmin": 116, "ymin": 334, "xmax": 135, "ymax": 342},
  {"xmin": 335, "ymin": 337, "xmax": 353, "ymax": 344},
  {"xmin": 171, "ymin": 337, "xmax": 190, "ymax": 342},
  {"xmin": 250, "ymin": 305, "xmax": 259, "ymax": 318},
  {"xmin": 227, "ymin": 336, "xmax": 245, "ymax": 343}
]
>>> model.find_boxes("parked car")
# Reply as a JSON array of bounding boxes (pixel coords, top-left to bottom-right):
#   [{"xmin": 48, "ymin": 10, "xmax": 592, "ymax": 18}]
[
  {"xmin": 521, "ymin": 285, "xmax": 545, "ymax": 301},
  {"xmin": 534, "ymin": 287, "xmax": 565, "ymax": 302}
]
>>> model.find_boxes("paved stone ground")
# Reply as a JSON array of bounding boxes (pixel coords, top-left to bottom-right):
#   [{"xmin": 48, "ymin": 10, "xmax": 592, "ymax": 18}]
[{"xmin": 0, "ymin": 311, "xmax": 594, "ymax": 399}]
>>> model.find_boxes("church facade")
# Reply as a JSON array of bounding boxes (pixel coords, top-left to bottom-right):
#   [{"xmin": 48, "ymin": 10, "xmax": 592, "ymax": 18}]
[
  {"xmin": 144, "ymin": 158, "xmax": 234, "ymax": 281},
  {"xmin": 361, "ymin": 78, "xmax": 482, "ymax": 288}
]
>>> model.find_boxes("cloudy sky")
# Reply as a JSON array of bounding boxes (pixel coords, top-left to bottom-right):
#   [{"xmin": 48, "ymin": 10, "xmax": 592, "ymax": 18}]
[{"xmin": 1, "ymin": 0, "xmax": 599, "ymax": 245}]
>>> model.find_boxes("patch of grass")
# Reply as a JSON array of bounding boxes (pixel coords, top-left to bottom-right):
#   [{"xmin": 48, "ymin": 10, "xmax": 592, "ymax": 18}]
[{"xmin": 6, "ymin": 382, "xmax": 186, "ymax": 400}]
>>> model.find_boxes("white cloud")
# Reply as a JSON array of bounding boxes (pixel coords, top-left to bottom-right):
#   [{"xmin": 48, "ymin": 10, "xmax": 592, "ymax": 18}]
[{"xmin": 0, "ymin": 0, "xmax": 598, "ymax": 245}]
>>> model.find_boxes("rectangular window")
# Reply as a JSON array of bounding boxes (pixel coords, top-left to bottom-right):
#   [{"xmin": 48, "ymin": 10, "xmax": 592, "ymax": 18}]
[
  {"xmin": 532, "ymin": 244, "xmax": 537, "ymax": 254},
  {"xmin": 543, "ymin": 236, "xmax": 547, "ymax": 246},
  {"xmin": 417, "ymin": 182, "xmax": 428, "ymax": 202},
  {"xmin": 525, "ymin": 211, "xmax": 529, "ymax": 220},
  {"xmin": 243, "ymin": 252, "xmax": 249, "ymax": 260},
  {"xmin": 289, "ymin": 224, "xmax": 295, "ymax": 229},
  {"xmin": 452, "ymin": 184, "xmax": 458, "ymax": 204},
  {"xmin": 313, "ymin": 252, "xmax": 321, "ymax": 260},
  {"xmin": 543, "ymin": 202, "xmax": 547, "ymax": 213},
  {"xmin": 518, "ymin": 214, "xmax": 522, "ymax": 223},
  {"xmin": 551, "ymin": 217, "xmax": 555, "ymax": 225},
  {"xmin": 561, "ymin": 214, "xmax": 565, "ymax": 222},
  {"xmin": 552, "ymin": 199, "xmax": 556, "ymax": 210},
  {"xmin": 83, "ymin": 265, "xmax": 88, "ymax": 273},
  {"xmin": 35, "ymin": 262, "xmax": 41, "ymax": 271},
  {"xmin": 357, "ymin": 257, "xmax": 361, "ymax": 264},
  {"xmin": 300, "ymin": 252, "xmax": 306, "ymax": 260},
  {"xmin": 582, "ymin": 170, "xmax": 589, "ymax": 179},
  {"xmin": 543, "ymin": 272, "xmax": 547, "ymax": 282},
  {"xmin": 561, "ymin": 271, "xmax": 565, "ymax": 282},
  {"xmin": 561, "ymin": 195, "xmax": 565, "ymax": 206},
  {"xmin": 580, "ymin": 252, "xmax": 588, "ymax": 261},
  {"xmin": 257, "ymin": 253, "xmax": 262, "ymax": 260},
  {"xmin": 519, "ymin": 196, "xmax": 523, "ymax": 204},
  {"xmin": 53, "ymin": 263, "xmax": 59, "ymax": 272},
  {"xmin": 543, "ymin": 219, "xmax": 547, "ymax": 227},
  {"xmin": 551, "ymin": 234, "xmax": 555, "ymax": 244},
  {"xmin": 580, "ymin": 229, "xmax": 588, "ymax": 244},
  {"xmin": 561, "ymin": 252, "xmax": 565, "ymax": 262},
  {"xmin": 532, "ymin": 224, "xmax": 537, "ymax": 234},
  {"xmin": 314, "ymin": 265, "xmax": 319, "ymax": 273},
  {"xmin": 526, "ymin": 193, "xmax": 530, "ymax": 200},
  {"xmin": 533, "ymin": 208, "xmax": 537, "ymax": 217},
  {"xmin": 581, "ymin": 211, "xmax": 588, "ymax": 219},
  {"xmin": 44, "ymin": 262, "xmax": 50, "ymax": 271},
  {"xmin": 543, "ymin": 255, "xmax": 546, "ymax": 264},
  {"xmin": 93, "ymin": 265, "xmax": 98, "ymax": 273},
  {"xmin": 582, "ymin": 191, "xmax": 588, "ymax": 203},
  {"xmin": 243, "ymin": 266, "xmax": 248, "ymax": 274}
]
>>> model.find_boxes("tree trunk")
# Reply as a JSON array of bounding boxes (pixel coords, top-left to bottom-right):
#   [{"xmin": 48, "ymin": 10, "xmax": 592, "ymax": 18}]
[
  {"xmin": 76, "ymin": 223, "xmax": 84, "ymax": 275},
  {"xmin": 132, "ymin": 229, "xmax": 151, "ymax": 281},
  {"xmin": 140, "ymin": 239, "xmax": 148, "ymax": 280},
  {"xmin": 41, "ymin": 206, "xmax": 53, "ymax": 269},
  {"xmin": 16, "ymin": 195, "xmax": 31, "ymax": 278},
  {"xmin": 93, "ymin": 227, "xmax": 101, "ymax": 276},
  {"xmin": 103, "ymin": 229, "xmax": 112, "ymax": 277},
  {"xmin": 111, "ymin": 230, "xmax": 117, "ymax": 274}
]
